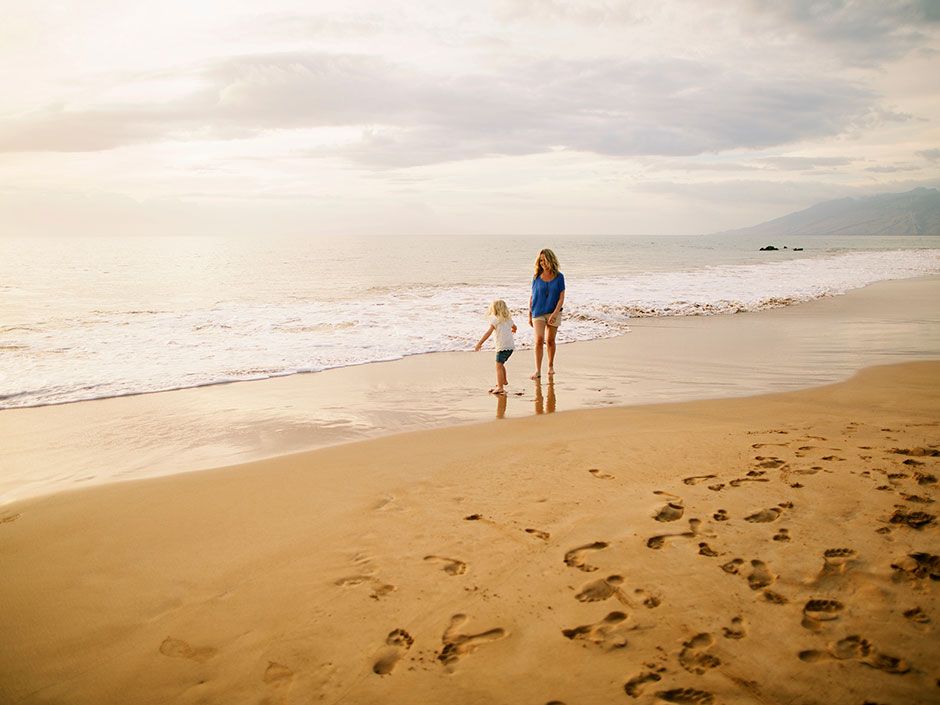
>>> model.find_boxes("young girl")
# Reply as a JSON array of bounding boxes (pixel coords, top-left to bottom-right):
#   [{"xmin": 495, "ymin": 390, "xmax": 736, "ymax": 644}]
[{"xmin": 474, "ymin": 299, "xmax": 517, "ymax": 395}]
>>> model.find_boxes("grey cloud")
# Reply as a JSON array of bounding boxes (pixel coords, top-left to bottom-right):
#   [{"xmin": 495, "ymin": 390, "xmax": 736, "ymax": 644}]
[
  {"xmin": 642, "ymin": 160, "xmax": 764, "ymax": 172},
  {"xmin": 864, "ymin": 164, "xmax": 922, "ymax": 173},
  {"xmin": 0, "ymin": 52, "xmax": 879, "ymax": 167},
  {"xmin": 743, "ymin": 0, "xmax": 940, "ymax": 64},
  {"xmin": 756, "ymin": 156, "xmax": 856, "ymax": 170},
  {"xmin": 917, "ymin": 148, "xmax": 940, "ymax": 161}
]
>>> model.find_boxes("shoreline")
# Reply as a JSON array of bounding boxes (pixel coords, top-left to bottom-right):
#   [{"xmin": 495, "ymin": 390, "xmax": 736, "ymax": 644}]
[
  {"xmin": 1, "ymin": 360, "xmax": 937, "ymax": 704},
  {"xmin": 2, "ymin": 274, "xmax": 939, "ymax": 505}
]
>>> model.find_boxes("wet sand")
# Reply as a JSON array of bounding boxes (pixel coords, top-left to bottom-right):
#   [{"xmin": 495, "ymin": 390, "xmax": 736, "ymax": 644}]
[
  {"xmin": 2, "ymin": 275, "xmax": 939, "ymax": 504},
  {"xmin": 1, "ymin": 360, "xmax": 938, "ymax": 705}
]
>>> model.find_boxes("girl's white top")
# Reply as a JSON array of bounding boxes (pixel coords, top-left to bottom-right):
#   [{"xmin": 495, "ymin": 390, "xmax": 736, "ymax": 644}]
[{"xmin": 490, "ymin": 316, "xmax": 515, "ymax": 352}]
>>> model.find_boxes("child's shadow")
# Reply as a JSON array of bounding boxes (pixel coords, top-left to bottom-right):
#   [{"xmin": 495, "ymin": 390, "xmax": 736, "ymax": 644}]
[{"xmin": 535, "ymin": 379, "xmax": 556, "ymax": 415}]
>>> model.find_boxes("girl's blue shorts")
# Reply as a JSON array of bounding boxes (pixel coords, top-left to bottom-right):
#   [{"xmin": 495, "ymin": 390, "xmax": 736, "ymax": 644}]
[{"xmin": 496, "ymin": 349, "xmax": 513, "ymax": 364}]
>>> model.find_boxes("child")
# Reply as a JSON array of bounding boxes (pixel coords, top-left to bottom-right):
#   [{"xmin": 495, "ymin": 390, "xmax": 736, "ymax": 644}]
[{"xmin": 474, "ymin": 299, "xmax": 517, "ymax": 395}]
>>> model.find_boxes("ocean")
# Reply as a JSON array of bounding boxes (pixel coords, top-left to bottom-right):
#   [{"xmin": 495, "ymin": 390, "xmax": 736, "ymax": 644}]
[{"xmin": 2, "ymin": 233, "xmax": 939, "ymax": 410}]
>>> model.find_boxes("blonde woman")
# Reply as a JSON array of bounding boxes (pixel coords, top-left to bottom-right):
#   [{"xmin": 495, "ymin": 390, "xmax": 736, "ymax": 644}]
[
  {"xmin": 474, "ymin": 299, "xmax": 517, "ymax": 395},
  {"xmin": 528, "ymin": 248, "xmax": 565, "ymax": 379}
]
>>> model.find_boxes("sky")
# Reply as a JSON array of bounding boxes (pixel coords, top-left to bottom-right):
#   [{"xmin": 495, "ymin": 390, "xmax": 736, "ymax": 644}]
[{"xmin": 1, "ymin": 0, "xmax": 939, "ymax": 237}]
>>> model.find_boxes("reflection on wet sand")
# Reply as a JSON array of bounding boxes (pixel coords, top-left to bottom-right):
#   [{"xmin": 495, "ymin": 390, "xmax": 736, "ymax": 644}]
[
  {"xmin": 535, "ymin": 379, "xmax": 556, "ymax": 415},
  {"xmin": 495, "ymin": 393, "xmax": 507, "ymax": 419}
]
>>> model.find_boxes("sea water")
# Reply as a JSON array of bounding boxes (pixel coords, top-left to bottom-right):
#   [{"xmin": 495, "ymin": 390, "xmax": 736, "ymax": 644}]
[{"xmin": 1, "ymin": 233, "xmax": 939, "ymax": 409}]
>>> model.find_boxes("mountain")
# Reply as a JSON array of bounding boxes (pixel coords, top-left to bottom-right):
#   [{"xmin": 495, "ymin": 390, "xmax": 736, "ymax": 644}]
[{"xmin": 715, "ymin": 187, "xmax": 940, "ymax": 237}]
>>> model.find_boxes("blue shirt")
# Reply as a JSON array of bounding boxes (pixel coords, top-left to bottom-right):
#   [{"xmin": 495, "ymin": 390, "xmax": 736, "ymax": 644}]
[{"xmin": 530, "ymin": 272, "xmax": 565, "ymax": 317}]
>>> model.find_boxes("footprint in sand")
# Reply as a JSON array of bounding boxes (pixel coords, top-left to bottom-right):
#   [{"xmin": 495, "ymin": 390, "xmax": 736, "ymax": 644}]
[
  {"xmin": 729, "ymin": 476, "xmax": 771, "ymax": 487},
  {"xmin": 888, "ymin": 507, "xmax": 936, "ymax": 529},
  {"xmin": 914, "ymin": 471, "xmax": 937, "ymax": 486},
  {"xmin": 263, "ymin": 661, "xmax": 295, "ymax": 688},
  {"xmin": 159, "ymin": 637, "xmax": 217, "ymax": 663},
  {"xmin": 564, "ymin": 541, "xmax": 609, "ymax": 571},
  {"xmin": 706, "ymin": 483, "xmax": 725, "ymax": 491},
  {"xmin": 891, "ymin": 552, "xmax": 939, "ymax": 581},
  {"xmin": 373, "ymin": 629, "xmax": 414, "ymax": 675},
  {"xmin": 821, "ymin": 547, "xmax": 858, "ymax": 576},
  {"xmin": 656, "ymin": 687, "xmax": 716, "ymax": 704},
  {"xmin": 683, "ymin": 474, "xmax": 717, "ymax": 485},
  {"xmin": 754, "ymin": 456, "xmax": 787, "ymax": 468},
  {"xmin": 576, "ymin": 575, "xmax": 627, "ymax": 604},
  {"xmin": 335, "ymin": 574, "xmax": 397, "ymax": 600},
  {"xmin": 647, "ymin": 519, "xmax": 701, "ymax": 550},
  {"xmin": 438, "ymin": 614, "xmax": 506, "ymax": 668},
  {"xmin": 562, "ymin": 611, "xmax": 632, "ymax": 650},
  {"xmin": 654, "ymin": 501, "xmax": 685, "ymax": 523},
  {"xmin": 747, "ymin": 560, "xmax": 776, "ymax": 590},
  {"xmin": 525, "ymin": 528, "xmax": 551, "ymax": 541},
  {"xmin": 890, "ymin": 446, "xmax": 940, "ymax": 457},
  {"xmin": 801, "ymin": 599, "xmax": 844, "ymax": 630},
  {"xmin": 0, "ymin": 513, "xmax": 21, "ymax": 525},
  {"xmin": 722, "ymin": 616, "xmax": 747, "ymax": 639},
  {"xmin": 678, "ymin": 633, "xmax": 720, "ymax": 674},
  {"xmin": 798, "ymin": 635, "xmax": 909, "ymax": 674},
  {"xmin": 773, "ymin": 528, "xmax": 790, "ymax": 542},
  {"xmin": 744, "ymin": 507, "xmax": 783, "ymax": 523},
  {"xmin": 589, "ymin": 468, "xmax": 615, "ymax": 480},
  {"xmin": 424, "ymin": 555, "xmax": 468, "ymax": 576},
  {"xmin": 698, "ymin": 542, "xmax": 719, "ymax": 557},
  {"xmin": 712, "ymin": 509, "xmax": 729, "ymax": 522},
  {"xmin": 903, "ymin": 607, "xmax": 930, "ymax": 625},
  {"xmin": 624, "ymin": 668, "xmax": 666, "ymax": 697},
  {"xmin": 721, "ymin": 558, "xmax": 745, "ymax": 574},
  {"xmin": 899, "ymin": 492, "xmax": 934, "ymax": 504}
]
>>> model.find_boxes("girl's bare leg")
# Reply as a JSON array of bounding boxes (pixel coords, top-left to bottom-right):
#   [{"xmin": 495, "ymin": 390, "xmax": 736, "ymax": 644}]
[
  {"xmin": 531, "ymin": 319, "xmax": 546, "ymax": 379},
  {"xmin": 492, "ymin": 362, "xmax": 506, "ymax": 394},
  {"xmin": 546, "ymin": 324, "xmax": 558, "ymax": 375}
]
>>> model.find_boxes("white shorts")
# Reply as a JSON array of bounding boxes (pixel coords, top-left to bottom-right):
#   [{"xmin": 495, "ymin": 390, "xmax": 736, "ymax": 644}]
[{"xmin": 532, "ymin": 310, "xmax": 562, "ymax": 328}]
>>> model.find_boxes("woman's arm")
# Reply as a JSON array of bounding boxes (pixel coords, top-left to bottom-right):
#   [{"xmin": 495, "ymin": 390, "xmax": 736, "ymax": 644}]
[
  {"xmin": 474, "ymin": 325, "xmax": 495, "ymax": 351},
  {"xmin": 549, "ymin": 290, "xmax": 565, "ymax": 326},
  {"xmin": 528, "ymin": 294, "xmax": 534, "ymax": 327}
]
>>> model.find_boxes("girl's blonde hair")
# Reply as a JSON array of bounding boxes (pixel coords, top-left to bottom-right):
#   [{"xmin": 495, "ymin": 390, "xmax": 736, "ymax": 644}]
[
  {"xmin": 534, "ymin": 248, "xmax": 560, "ymax": 278},
  {"xmin": 487, "ymin": 299, "xmax": 511, "ymax": 322}
]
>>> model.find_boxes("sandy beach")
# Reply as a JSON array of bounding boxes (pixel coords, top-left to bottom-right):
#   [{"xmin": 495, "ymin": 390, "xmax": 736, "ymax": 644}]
[
  {"xmin": 2, "ymin": 275, "xmax": 939, "ymax": 506},
  {"xmin": 1, "ymin": 360, "xmax": 938, "ymax": 701}
]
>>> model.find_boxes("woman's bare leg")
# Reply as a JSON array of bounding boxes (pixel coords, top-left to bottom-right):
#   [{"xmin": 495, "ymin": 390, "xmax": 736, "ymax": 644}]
[
  {"xmin": 531, "ymin": 319, "xmax": 546, "ymax": 379},
  {"xmin": 546, "ymin": 324, "xmax": 558, "ymax": 375}
]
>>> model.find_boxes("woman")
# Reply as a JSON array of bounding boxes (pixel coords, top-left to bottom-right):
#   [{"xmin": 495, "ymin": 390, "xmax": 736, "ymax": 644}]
[{"xmin": 528, "ymin": 248, "xmax": 565, "ymax": 379}]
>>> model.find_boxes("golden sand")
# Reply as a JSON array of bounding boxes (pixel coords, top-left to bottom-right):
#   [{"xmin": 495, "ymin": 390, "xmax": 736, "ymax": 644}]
[{"xmin": 1, "ymin": 361, "xmax": 938, "ymax": 704}]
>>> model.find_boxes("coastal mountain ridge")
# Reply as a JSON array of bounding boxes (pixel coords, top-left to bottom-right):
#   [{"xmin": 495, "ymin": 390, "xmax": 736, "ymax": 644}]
[{"xmin": 714, "ymin": 187, "xmax": 940, "ymax": 237}]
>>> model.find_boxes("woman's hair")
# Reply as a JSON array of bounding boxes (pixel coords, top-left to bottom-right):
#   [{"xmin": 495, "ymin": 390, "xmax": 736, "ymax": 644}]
[
  {"xmin": 487, "ymin": 299, "xmax": 511, "ymax": 322},
  {"xmin": 533, "ymin": 248, "xmax": 560, "ymax": 278}
]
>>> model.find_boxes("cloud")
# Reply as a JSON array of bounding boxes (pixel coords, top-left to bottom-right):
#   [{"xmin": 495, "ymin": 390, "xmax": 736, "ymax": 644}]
[
  {"xmin": 755, "ymin": 156, "xmax": 856, "ymax": 171},
  {"xmin": 864, "ymin": 164, "xmax": 922, "ymax": 173},
  {"xmin": 496, "ymin": 0, "xmax": 644, "ymax": 24},
  {"xmin": 917, "ymin": 147, "xmax": 940, "ymax": 161},
  {"xmin": 0, "ymin": 52, "xmax": 881, "ymax": 168},
  {"xmin": 743, "ymin": 0, "xmax": 940, "ymax": 64}
]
